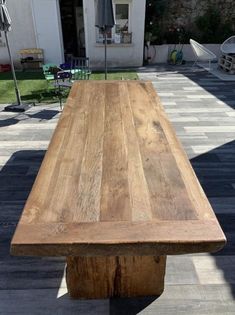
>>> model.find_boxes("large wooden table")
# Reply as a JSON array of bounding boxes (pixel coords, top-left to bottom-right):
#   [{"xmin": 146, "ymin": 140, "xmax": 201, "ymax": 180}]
[{"xmin": 11, "ymin": 81, "xmax": 226, "ymax": 299}]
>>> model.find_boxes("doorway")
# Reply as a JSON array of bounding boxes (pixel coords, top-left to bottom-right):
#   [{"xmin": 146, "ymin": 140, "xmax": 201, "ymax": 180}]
[{"xmin": 59, "ymin": 0, "xmax": 85, "ymax": 60}]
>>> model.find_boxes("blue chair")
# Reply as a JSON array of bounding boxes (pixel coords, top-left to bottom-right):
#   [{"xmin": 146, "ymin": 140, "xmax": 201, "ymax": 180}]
[{"xmin": 71, "ymin": 57, "xmax": 91, "ymax": 80}]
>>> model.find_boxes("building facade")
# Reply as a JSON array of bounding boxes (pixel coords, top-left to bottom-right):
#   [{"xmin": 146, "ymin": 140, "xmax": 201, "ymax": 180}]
[
  {"xmin": 0, "ymin": 0, "xmax": 146, "ymax": 68},
  {"xmin": 85, "ymin": 0, "xmax": 146, "ymax": 67}
]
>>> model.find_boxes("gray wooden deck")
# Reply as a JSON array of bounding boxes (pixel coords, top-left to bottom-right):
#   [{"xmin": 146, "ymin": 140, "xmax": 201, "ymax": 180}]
[{"xmin": 0, "ymin": 66, "xmax": 235, "ymax": 314}]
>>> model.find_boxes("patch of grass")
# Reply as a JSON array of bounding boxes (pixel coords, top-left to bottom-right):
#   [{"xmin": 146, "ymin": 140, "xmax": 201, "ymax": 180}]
[
  {"xmin": 0, "ymin": 70, "xmax": 138, "ymax": 104},
  {"xmin": 0, "ymin": 71, "xmax": 45, "ymax": 81},
  {"xmin": 0, "ymin": 71, "xmax": 55, "ymax": 104},
  {"xmin": 90, "ymin": 70, "xmax": 138, "ymax": 80}
]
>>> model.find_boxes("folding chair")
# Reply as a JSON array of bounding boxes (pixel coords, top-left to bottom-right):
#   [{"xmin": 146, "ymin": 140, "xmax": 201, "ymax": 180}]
[
  {"xmin": 190, "ymin": 39, "xmax": 217, "ymax": 69},
  {"xmin": 53, "ymin": 71, "xmax": 72, "ymax": 109},
  {"xmin": 42, "ymin": 64, "xmax": 59, "ymax": 82},
  {"xmin": 220, "ymin": 36, "xmax": 235, "ymax": 55}
]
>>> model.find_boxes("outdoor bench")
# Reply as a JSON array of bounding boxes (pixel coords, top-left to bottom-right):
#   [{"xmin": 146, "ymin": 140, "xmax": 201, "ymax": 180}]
[{"xmin": 11, "ymin": 81, "xmax": 226, "ymax": 299}]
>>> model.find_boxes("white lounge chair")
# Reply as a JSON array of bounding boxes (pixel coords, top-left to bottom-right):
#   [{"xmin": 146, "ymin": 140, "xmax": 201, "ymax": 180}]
[
  {"xmin": 190, "ymin": 39, "xmax": 217, "ymax": 69},
  {"xmin": 220, "ymin": 36, "xmax": 235, "ymax": 55}
]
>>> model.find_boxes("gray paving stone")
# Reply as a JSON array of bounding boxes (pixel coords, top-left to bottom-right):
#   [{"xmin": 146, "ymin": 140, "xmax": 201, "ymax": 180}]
[
  {"xmin": 165, "ymin": 256, "xmax": 200, "ymax": 285},
  {"xmin": 0, "ymin": 290, "xmax": 109, "ymax": 315}
]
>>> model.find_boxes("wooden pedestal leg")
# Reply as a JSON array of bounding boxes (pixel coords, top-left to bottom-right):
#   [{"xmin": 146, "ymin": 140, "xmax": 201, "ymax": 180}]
[{"xmin": 66, "ymin": 256, "xmax": 166, "ymax": 299}]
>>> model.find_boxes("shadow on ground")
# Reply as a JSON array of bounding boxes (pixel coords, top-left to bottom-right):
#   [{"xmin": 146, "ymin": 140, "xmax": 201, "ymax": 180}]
[
  {"xmin": 0, "ymin": 149, "xmax": 160, "ymax": 314},
  {"xmin": 20, "ymin": 89, "xmax": 69, "ymax": 104},
  {"xmin": 0, "ymin": 109, "xmax": 59, "ymax": 128},
  {"xmin": 0, "ymin": 150, "xmax": 67, "ymax": 313},
  {"xmin": 190, "ymin": 140, "xmax": 235, "ymax": 298},
  {"xmin": 109, "ymin": 297, "xmax": 156, "ymax": 315}
]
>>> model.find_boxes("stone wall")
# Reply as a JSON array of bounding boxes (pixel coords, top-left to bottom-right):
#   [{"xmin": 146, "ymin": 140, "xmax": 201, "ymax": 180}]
[
  {"xmin": 145, "ymin": 0, "xmax": 235, "ymax": 44},
  {"xmin": 165, "ymin": 0, "xmax": 235, "ymax": 29}
]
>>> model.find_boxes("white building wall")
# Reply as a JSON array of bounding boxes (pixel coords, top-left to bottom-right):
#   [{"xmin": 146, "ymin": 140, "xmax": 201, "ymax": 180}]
[
  {"xmin": 0, "ymin": 0, "xmax": 37, "ymax": 66},
  {"xmin": 0, "ymin": 0, "xmax": 64, "ymax": 66},
  {"xmin": 83, "ymin": 0, "xmax": 146, "ymax": 68},
  {"xmin": 146, "ymin": 44, "xmax": 222, "ymax": 64},
  {"xmin": 31, "ymin": 0, "xmax": 64, "ymax": 65},
  {"xmin": 1, "ymin": 0, "xmax": 146, "ymax": 68}
]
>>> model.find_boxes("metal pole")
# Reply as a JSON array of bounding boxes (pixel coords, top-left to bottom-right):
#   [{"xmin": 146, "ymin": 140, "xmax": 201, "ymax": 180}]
[
  {"xmin": 4, "ymin": 30, "xmax": 22, "ymax": 105},
  {"xmin": 104, "ymin": 32, "xmax": 107, "ymax": 80}
]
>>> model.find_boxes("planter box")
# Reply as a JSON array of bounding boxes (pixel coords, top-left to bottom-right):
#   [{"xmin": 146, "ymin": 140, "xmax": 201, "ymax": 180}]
[{"xmin": 145, "ymin": 44, "xmax": 221, "ymax": 64}]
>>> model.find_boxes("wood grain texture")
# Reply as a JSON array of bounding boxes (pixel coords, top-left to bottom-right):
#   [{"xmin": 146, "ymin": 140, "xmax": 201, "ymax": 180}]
[
  {"xmin": 11, "ymin": 81, "xmax": 226, "ymax": 257},
  {"xmin": 66, "ymin": 255, "xmax": 166, "ymax": 299},
  {"xmin": 11, "ymin": 220, "xmax": 225, "ymax": 256},
  {"xmin": 100, "ymin": 84, "xmax": 131, "ymax": 221},
  {"xmin": 143, "ymin": 83, "xmax": 217, "ymax": 220}
]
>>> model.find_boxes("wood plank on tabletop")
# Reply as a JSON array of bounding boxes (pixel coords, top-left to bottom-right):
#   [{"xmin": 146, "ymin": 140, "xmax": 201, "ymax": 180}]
[
  {"xmin": 42, "ymin": 83, "xmax": 91, "ymax": 223},
  {"xmin": 143, "ymin": 81, "xmax": 217, "ymax": 220},
  {"xmin": 19, "ymin": 83, "xmax": 79, "ymax": 224},
  {"xmin": 127, "ymin": 81, "xmax": 198, "ymax": 220},
  {"xmin": 72, "ymin": 82, "xmax": 105, "ymax": 222},
  {"xmin": 100, "ymin": 83, "xmax": 131, "ymax": 221},
  {"xmin": 119, "ymin": 82, "xmax": 152, "ymax": 221}
]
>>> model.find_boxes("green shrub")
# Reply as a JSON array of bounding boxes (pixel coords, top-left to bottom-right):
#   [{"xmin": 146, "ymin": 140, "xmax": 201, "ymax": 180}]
[
  {"xmin": 164, "ymin": 27, "xmax": 193, "ymax": 44},
  {"xmin": 144, "ymin": 2, "xmax": 234, "ymax": 45},
  {"xmin": 145, "ymin": 0, "xmax": 168, "ymax": 44},
  {"xmin": 195, "ymin": 7, "xmax": 233, "ymax": 43}
]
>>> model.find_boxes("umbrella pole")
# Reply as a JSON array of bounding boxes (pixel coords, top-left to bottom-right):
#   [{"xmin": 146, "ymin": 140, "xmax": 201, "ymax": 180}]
[
  {"xmin": 104, "ymin": 32, "xmax": 107, "ymax": 80},
  {"xmin": 4, "ymin": 31, "xmax": 22, "ymax": 105}
]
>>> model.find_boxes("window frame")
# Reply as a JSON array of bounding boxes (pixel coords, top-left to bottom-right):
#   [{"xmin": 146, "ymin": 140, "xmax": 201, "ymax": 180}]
[{"xmin": 113, "ymin": 1, "xmax": 131, "ymax": 36}]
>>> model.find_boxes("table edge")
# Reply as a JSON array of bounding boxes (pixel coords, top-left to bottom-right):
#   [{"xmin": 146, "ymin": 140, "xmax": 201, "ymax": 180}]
[{"xmin": 11, "ymin": 220, "xmax": 226, "ymax": 257}]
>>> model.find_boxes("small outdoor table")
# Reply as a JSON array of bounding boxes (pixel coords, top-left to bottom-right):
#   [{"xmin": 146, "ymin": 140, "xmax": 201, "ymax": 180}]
[{"xmin": 11, "ymin": 81, "xmax": 226, "ymax": 299}]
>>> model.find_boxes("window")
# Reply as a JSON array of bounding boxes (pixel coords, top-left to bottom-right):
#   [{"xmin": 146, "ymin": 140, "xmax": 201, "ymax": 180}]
[
  {"xmin": 115, "ymin": 4, "xmax": 128, "ymax": 33},
  {"xmin": 96, "ymin": 1, "xmax": 132, "ymax": 44},
  {"xmin": 115, "ymin": 2, "xmax": 132, "ymax": 44}
]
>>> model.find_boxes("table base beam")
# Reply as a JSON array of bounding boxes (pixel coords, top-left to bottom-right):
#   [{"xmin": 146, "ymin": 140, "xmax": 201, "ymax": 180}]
[{"xmin": 66, "ymin": 255, "xmax": 166, "ymax": 299}]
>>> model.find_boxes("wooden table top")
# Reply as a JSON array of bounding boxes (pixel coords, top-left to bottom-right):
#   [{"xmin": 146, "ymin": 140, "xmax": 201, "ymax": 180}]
[{"xmin": 11, "ymin": 81, "xmax": 226, "ymax": 256}]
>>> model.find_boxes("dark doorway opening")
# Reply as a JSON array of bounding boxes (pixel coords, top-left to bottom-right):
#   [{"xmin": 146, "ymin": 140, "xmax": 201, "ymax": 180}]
[{"xmin": 60, "ymin": 0, "xmax": 85, "ymax": 60}]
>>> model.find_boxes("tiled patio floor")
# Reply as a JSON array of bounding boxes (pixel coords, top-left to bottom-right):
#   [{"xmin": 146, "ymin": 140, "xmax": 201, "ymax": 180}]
[{"xmin": 0, "ymin": 65, "xmax": 235, "ymax": 314}]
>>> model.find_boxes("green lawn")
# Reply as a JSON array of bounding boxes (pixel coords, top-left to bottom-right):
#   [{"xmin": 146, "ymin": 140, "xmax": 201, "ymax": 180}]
[
  {"xmin": 0, "ymin": 70, "xmax": 138, "ymax": 104},
  {"xmin": 91, "ymin": 70, "xmax": 138, "ymax": 81}
]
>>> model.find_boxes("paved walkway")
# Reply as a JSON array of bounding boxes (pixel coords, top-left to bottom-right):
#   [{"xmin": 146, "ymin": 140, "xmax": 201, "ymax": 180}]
[{"xmin": 0, "ymin": 66, "xmax": 235, "ymax": 314}]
